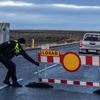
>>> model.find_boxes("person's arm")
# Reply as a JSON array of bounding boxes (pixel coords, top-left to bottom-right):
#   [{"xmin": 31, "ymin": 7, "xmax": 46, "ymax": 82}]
[{"xmin": 20, "ymin": 49, "xmax": 39, "ymax": 66}]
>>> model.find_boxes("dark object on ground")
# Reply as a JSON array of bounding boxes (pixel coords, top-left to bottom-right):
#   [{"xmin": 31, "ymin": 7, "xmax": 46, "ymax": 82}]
[
  {"xmin": 93, "ymin": 89, "xmax": 100, "ymax": 94},
  {"xmin": 26, "ymin": 82, "xmax": 53, "ymax": 88}
]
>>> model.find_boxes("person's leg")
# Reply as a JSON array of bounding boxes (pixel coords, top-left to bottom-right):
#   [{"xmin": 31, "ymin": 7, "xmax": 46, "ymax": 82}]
[
  {"xmin": 3, "ymin": 70, "xmax": 11, "ymax": 85},
  {"xmin": 1, "ymin": 56, "xmax": 22, "ymax": 87},
  {"xmin": 4, "ymin": 62, "xmax": 16, "ymax": 83},
  {"xmin": 5, "ymin": 70, "xmax": 10, "ymax": 81},
  {"xmin": 0, "ymin": 56, "xmax": 12, "ymax": 85},
  {"xmin": 8, "ymin": 61, "xmax": 17, "ymax": 83},
  {"xmin": 7, "ymin": 62, "xmax": 22, "ymax": 87}
]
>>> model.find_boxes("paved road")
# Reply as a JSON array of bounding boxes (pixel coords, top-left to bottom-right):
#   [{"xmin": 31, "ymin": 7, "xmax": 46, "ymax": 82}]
[{"xmin": 0, "ymin": 43, "xmax": 100, "ymax": 100}]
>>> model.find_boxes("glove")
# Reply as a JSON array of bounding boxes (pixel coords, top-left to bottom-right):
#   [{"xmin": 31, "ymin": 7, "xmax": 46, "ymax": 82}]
[{"xmin": 34, "ymin": 61, "xmax": 39, "ymax": 66}]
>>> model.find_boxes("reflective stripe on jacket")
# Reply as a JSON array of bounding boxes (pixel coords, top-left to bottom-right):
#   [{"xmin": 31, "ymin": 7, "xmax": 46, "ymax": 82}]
[{"xmin": 15, "ymin": 40, "xmax": 22, "ymax": 54}]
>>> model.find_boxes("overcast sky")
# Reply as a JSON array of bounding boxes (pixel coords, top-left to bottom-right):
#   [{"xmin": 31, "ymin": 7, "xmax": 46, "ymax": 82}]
[{"xmin": 0, "ymin": 0, "xmax": 100, "ymax": 31}]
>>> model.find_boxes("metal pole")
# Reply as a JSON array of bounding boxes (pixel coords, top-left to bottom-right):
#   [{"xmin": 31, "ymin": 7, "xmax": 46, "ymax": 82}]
[{"xmin": 44, "ymin": 63, "xmax": 47, "ymax": 78}]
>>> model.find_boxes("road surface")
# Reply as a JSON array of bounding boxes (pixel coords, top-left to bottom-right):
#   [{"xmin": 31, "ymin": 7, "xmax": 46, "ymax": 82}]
[{"xmin": 0, "ymin": 43, "xmax": 100, "ymax": 100}]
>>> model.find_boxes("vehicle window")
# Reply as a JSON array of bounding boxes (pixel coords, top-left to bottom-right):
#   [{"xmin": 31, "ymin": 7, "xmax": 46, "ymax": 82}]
[{"xmin": 84, "ymin": 37, "xmax": 98, "ymax": 41}]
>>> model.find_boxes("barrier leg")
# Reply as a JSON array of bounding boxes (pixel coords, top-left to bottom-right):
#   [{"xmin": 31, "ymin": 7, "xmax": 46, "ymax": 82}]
[
  {"xmin": 26, "ymin": 64, "xmax": 53, "ymax": 88},
  {"xmin": 26, "ymin": 43, "xmax": 53, "ymax": 88},
  {"xmin": 93, "ymin": 89, "xmax": 100, "ymax": 94}
]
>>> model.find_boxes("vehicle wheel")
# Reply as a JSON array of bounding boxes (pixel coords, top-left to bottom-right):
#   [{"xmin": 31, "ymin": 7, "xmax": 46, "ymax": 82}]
[
  {"xmin": 79, "ymin": 50, "xmax": 84, "ymax": 54},
  {"xmin": 79, "ymin": 49, "xmax": 86, "ymax": 54},
  {"xmin": 86, "ymin": 49, "xmax": 88, "ymax": 54},
  {"xmin": 79, "ymin": 51, "xmax": 83, "ymax": 54}
]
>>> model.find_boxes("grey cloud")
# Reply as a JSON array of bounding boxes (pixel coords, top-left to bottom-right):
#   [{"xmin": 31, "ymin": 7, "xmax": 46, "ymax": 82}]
[{"xmin": 0, "ymin": 0, "xmax": 100, "ymax": 31}]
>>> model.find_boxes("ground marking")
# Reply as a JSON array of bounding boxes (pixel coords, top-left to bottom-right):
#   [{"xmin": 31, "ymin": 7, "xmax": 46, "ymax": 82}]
[
  {"xmin": 34, "ymin": 64, "xmax": 58, "ymax": 74},
  {"xmin": 0, "ymin": 78, "xmax": 23, "ymax": 90}
]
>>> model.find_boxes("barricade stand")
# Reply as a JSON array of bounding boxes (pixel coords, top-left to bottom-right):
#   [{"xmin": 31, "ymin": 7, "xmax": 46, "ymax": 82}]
[
  {"xmin": 26, "ymin": 44, "xmax": 53, "ymax": 88},
  {"xmin": 26, "ymin": 48, "xmax": 100, "ymax": 94},
  {"xmin": 41, "ymin": 45, "xmax": 50, "ymax": 79},
  {"xmin": 37, "ymin": 51, "xmax": 100, "ymax": 94}
]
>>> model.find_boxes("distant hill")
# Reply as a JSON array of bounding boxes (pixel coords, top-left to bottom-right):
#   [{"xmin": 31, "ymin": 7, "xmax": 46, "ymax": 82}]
[{"xmin": 10, "ymin": 30, "xmax": 100, "ymax": 46}]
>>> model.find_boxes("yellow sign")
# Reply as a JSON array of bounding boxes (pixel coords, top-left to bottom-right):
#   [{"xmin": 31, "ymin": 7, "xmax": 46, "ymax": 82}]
[
  {"xmin": 62, "ymin": 52, "xmax": 81, "ymax": 72},
  {"xmin": 41, "ymin": 50, "xmax": 60, "ymax": 56}
]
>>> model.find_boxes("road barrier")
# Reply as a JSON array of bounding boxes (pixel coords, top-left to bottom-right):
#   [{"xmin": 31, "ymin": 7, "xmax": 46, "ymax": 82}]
[
  {"xmin": 38, "ymin": 54, "xmax": 100, "ymax": 66},
  {"xmin": 37, "ymin": 51, "xmax": 100, "ymax": 94},
  {"xmin": 27, "ymin": 45, "xmax": 100, "ymax": 94},
  {"xmin": 38, "ymin": 53, "xmax": 61, "ymax": 63},
  {"xmin": 80, "ymin": 55, "xmax": 100, "ymax": 66},
  {"xmin": 39, "ymin": 78, "xmax": 100, "ymax": 87}
]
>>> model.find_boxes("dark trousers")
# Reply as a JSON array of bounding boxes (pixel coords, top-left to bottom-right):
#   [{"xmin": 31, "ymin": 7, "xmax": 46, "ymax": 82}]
[{"xmin": 0, "ymin": 56, "xmax": 17, "ymax": 83}]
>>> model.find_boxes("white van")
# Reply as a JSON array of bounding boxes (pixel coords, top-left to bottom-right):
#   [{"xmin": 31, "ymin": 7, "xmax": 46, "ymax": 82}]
[{"xmin": 79, "ymin": 33, "xmax": 100, "ymax": 54}]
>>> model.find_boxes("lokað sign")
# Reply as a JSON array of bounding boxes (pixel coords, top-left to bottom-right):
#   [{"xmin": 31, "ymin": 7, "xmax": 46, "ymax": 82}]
[{"xmin": 41, "ymin": 50, "xmax": 60, "ymax": 57}]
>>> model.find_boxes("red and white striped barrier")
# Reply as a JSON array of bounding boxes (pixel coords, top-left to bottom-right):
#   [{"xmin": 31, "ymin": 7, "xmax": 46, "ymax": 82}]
[
  {"xmin": 38, "ymin": 54, "xmax": 100, "ymax": 66},
  {"xmin": 39, "ymin": 78, "xmax": 100, "ymax": 87},
  {"xmin": 38, "ymin": 54, "xmax": 62, "ymax": 64},
  {"xmin": 80, "ymin": 55, "xmax": 100, "ymax": 66}
]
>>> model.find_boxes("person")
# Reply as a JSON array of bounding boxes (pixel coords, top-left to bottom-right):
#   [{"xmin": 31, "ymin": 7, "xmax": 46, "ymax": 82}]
[{"xmin": 0, "ymin": 38, "xmax": 39, "ymax": 87}]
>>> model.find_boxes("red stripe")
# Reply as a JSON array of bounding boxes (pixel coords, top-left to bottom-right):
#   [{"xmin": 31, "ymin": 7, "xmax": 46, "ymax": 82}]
[
  {"xmin": 86, "ymin": 56, "xmax": 92, "ymax": 65},
  {"xmin": 61, "ymin": 80, "xmax": 67, "ymax": 84},
  {"xmin": 38, "ymin": 54, "xmax": 41, "ymax": 62},
  {"xmin": 74, "ymin": 81, "xmax": 80, "ymax": 85},
  {"xmin": 86, "ymin": 82, "xmax": 93, "ymax": 86},
  {"xmin": 47, "ymin": 56, "xmax": 53, "ymax": 62},
  {"xmin": 60, "ymin": 55, "xmax": 64, "ymax": 64},
  {"xmin": 48, "ymin": 79, "xmax": 55, "ymax": 83}
]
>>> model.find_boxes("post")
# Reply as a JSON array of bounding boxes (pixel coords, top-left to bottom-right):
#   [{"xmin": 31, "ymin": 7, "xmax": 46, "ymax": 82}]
[
  {"xmin": 31, "ymin": 38, "xmax": 35, "ymax": 48},
  {"xmin": 0, "ymin": 23, "xmax": 10, "ymax": 44}
]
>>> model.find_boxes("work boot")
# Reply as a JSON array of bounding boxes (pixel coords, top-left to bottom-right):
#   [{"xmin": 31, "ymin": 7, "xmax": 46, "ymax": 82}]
[
  {"xmin": 12, "ymin": 82, "xmax": 22, "ymax": 87},
  {"xmin": 3, "ymin": 80, "xmax": 11, "ymax": 86}
]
